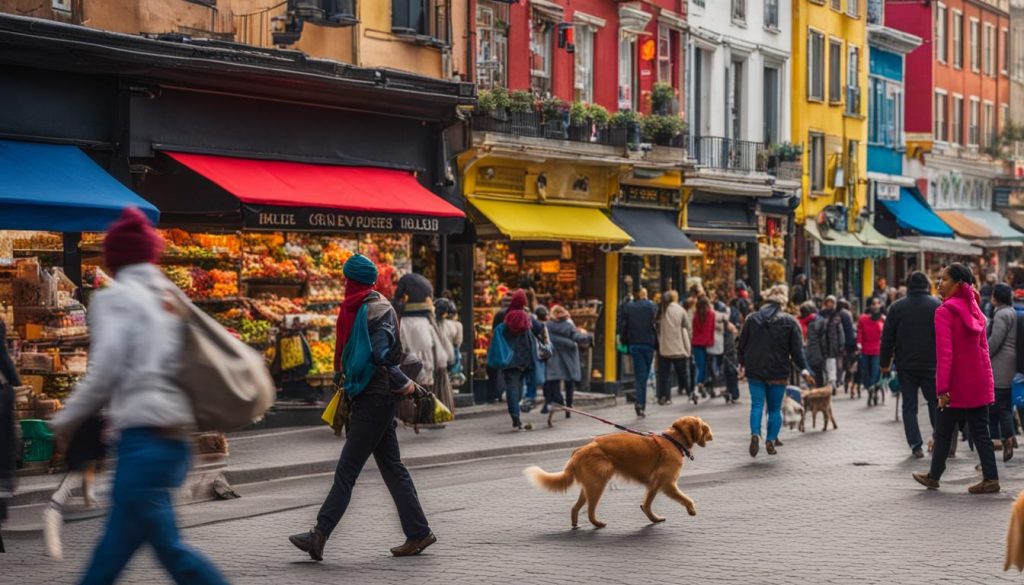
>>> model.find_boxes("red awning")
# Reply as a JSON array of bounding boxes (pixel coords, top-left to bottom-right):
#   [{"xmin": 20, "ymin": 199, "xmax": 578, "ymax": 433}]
[{"xmin": 165, "ymin": 152, "xmax": 464, "ymax": 234}]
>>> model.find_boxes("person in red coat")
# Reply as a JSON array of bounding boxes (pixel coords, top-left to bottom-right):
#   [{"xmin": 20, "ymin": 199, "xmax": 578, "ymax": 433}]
[
  {"xmin": 856, "ymin": 296, "xmax": 885, "ymax": 388},
  {"xmin": 913, "ymin": 263, "xmax": 999, "ymax": 494},
  {"xmin": 690, "ymin": 296, "xmax": 716, "ymax": 402}
]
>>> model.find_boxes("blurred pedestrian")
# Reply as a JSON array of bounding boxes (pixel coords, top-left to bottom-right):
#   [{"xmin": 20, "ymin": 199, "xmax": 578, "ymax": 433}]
[
  {"xmin": 707, "ymin": 299, "xmax": 730, "ymax": 398},
  {"xmin": 657, "ymin": 290, "xmax": 693, "ymax": 405},
  {"xmin": 881, "ymin": 271, "xmax": 941, "ymax": 458},
  {"xmin": 396, "ymin": 274, "xmax": 452, "ymax": 405},
  {"xmin": 485, "ymin": 294, "xmax": 512, "ymax": 403},
  {"xmin": 808, "ymin": 296, "xmax": 843, "ymax": 390},
  {"xmin": 497, "ymin": 290, "xmax": 545, "ymax": 429},
  {"xmin": 913, "ymin": 263, "xmax": 999, "ymax": 494},
  {"xmin": 988, "ymin": 283, "xmax": 1017, "ymax": 462},
  {"xmin": 543, "ymin": 305, "xmax": 591, "ymax": 424},
  {"xmin": 49, "ymin": 208, "xmax": 228, "ymax": 584},
  {"xmin": 291, "ymin": 254, "xmax": 435, "ymax": 561},
  {"xmin": 857, "ymin": 297, "xmax": 885, "ymax": 390},
  {"xmin": 0, "ymin": 318, "xmax": 18, "ymax": 554},
  {"xmin": 618, "ymin": 288, "xmax": 658, "ymax": 417},
  {"xmin": 837, "ymin": 299, "xmax": 857, "ymax": 391},
  {"xmin": 691, "ymin": 296, "xmax": 716, "ymax": 399},
  {"xmin": 721, "ymin": 320, "xmax": 741, "ymax": 404},
  {"xmin": 434, "ymin": 298, "xmax": 461, "ymax": 413},
  {"xmin": 791, "ymin": 273, "xmax": 810, "ymax": 305},
  {"xmin": 43, "ymin": 414, "xmax": 107, "ymax": 560},
  {"xmin": 981, "ymin": 273, "xmax": 998, "ymax": 318},
  {"xmin": 738, "ymin": 285, "xmax": 812, "ymax": 457}
]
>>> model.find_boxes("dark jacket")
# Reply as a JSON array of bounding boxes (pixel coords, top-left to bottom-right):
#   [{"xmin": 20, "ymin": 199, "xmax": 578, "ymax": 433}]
[
  {"xmin": 738, "ymin": 303, "xmax": 809, "ymax": 381},
  {"xmin": 879, "ymin": 284, "xmax": 941, "ymax": 373},
  {"xmin": 617, "ymin": 299, "xmax": 658, "ymax": 347},
  {"xmin": 501, "ymin": 312, "xmax": 545, "ymax": 371},
  {"xmin": 363, "ymin": 292, "xmax": 412, "ymax": 395},
  {"xmin": 809, "ymin": 309, "xmax": 844, "ymax": 360},
  {"xmin": 546, "ymin": 319, "xmax": 591, "ymax": 382},
  {"xmin": 839, "ymin": 309, "xmax": 856, "ymax": 351}
]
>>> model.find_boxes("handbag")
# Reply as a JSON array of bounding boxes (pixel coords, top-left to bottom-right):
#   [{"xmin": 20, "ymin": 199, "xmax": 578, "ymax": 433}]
[
  {"xmin": 486, "ymin": 323, "xmax": 514, "ymax": 369},
  {"xmin": 1012, "ymin": 374, "xmax": 1024, "ymax": 407},
  {"xmin": 321, "ymin": 387, "xmax": 353, "ymax": 436},
  {"xmin": 537, "ymin": 323, "xmax": 553, "ymax": 361}
]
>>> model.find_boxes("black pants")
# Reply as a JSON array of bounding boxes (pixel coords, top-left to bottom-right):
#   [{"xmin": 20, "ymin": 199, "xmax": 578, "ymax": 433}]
[
  {"xmin": 929, "ymin": 404, "xmax": 998, "ymax": 481},
  {"xmin": 990, "ymin": 387, "xmax": 1015, "ymax": 442},
  {"xmin": 899, "ymin": 370, "xmax": 938, "ymax": 452},
  {"xmin": 542, "ymin": 379, "xmax": 575, "ymax": 408},
  {"xmin": 316, "ymin": 394, "xmax": 430, "ymax": 541},
  {"xmin": 486, "ymin": 366, "xmax": 504, "ymax": 402},
  {"xmin": 656, "ymin": 356, "xmax": 691, "ymax": 400}
]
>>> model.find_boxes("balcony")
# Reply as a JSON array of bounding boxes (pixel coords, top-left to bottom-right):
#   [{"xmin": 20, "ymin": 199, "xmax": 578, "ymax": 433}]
[{"xmin": 688, "ymin": 136, "xmax": 767, "ymax": 174}]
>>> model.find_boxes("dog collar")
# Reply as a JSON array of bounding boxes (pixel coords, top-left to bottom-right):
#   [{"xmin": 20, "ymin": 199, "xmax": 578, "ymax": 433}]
[{"xmin": 660, "ymin": 433, "xmax": 694, "ymax": 460}]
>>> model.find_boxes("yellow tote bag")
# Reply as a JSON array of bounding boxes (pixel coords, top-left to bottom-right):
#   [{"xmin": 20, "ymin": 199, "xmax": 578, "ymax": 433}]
[{"xmin": 321, "ymin": 390, "xmax": 342, "ymax": 426}]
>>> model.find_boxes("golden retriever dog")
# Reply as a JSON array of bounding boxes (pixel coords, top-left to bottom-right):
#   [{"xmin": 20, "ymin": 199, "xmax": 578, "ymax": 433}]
[
  {"xmin": 799, "ymin": 386, "xmax": 837, "ymax": 432},
  {"xmin": 524, "ymin": 416, "xmax": 712, "ymax": 529},
  {"xmin": 1006, "ymin": 490, "xmax": 1024, "ymax": 571}
]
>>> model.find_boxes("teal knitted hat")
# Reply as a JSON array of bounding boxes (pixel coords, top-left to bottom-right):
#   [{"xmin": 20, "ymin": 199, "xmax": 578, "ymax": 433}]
[{"xmin": 343, "ymin": 253, "xmax": 378, "ymax": 285}]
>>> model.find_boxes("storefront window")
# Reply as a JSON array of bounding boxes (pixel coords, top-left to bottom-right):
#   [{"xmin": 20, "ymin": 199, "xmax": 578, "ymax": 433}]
[
  {"xmin": 759, "ymin": 215, "xmax": 787, "ymax": 289},
  {"xmin": 687, "ymin": 241, "xmax": 747, "ymax": 298}
]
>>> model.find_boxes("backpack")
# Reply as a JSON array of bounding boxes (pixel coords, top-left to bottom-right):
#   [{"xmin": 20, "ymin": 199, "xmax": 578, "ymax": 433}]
[
  {"xmin": 1015, "ymin": 307, "xmax": 1024, "ymax": 374},
  {"xmin": 486, "ymin": 323, "xmax": 514, "ymax": 369},
  {"xmin": 167, "ymin": 287, "xmax": 276, "ymax": 432}
]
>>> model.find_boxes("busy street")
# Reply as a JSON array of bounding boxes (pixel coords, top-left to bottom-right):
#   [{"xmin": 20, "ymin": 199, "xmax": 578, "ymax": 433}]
[{"xmin": 4, "ymin": 393, "xmax": 1021, "ymax": 584}]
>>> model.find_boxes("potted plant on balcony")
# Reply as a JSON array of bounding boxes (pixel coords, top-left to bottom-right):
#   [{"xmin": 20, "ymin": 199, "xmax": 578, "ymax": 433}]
[
  {"xmin": 474, "ymin": 87, "xmax": 511, "ymax": 133},
  {"xmin": 509, "ymin": 90, "xmax": 539, "ymax": 137},
  {"xmin": 765, "ymin": 142, "xmax": 803, "ymax": 178},
  {"xmin": 568, "ymin": 101, "xmax": 591, "ymax": 142},
  {"xmin": 641, "ymin": 114, "xmax": 686, "ymax": 147},
  {"xmin": 650, "ymin": 82, "xmax": 676, "ymax": 116},
  {"xmin": 540, "ymin": 96, "xmax": 568, "ymax": 140},
  {"xmin": 609, "ymin": 110, "xmax": 643, "ymax": 150}
]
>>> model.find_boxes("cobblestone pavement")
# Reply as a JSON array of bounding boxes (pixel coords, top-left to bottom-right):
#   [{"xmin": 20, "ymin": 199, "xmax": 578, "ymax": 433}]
[{"xmin": 5, "ymin": 388, "xmax": 1023, "ymax": 584}]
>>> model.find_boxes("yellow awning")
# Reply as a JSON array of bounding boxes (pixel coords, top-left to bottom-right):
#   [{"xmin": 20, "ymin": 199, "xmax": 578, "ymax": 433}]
[{"xmin": 468, "ymin": 197, "xmax": 632, "ymax": 244}]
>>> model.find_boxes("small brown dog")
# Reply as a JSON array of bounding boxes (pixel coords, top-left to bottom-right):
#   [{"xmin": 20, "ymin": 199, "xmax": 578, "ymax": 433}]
[
  {"xmin": 524, "ymin": 416, "xmax": 712, "ymax": 529},
  {"xmin": 799, "ymin": 386, "xmax": 838, "ymax": 432}
]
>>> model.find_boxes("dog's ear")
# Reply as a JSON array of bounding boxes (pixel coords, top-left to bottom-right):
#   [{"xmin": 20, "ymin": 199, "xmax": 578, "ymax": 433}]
[
  {"xmin": 673, "ymin": 418, "xmax": 698, "ymax": 447},
  {"xmin": 698, "ymin": 422, "xmax": 713, "ymax": 447}
]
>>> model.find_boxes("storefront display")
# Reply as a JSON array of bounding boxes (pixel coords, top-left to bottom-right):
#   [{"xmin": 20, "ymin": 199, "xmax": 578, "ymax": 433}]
[
  {"xmin": 687, "ymin": 241, "xmax": 748, "ymax": 297},
  {"xmin": 759, "ymin": 215, "xmax": 787, "ymax": 290}
]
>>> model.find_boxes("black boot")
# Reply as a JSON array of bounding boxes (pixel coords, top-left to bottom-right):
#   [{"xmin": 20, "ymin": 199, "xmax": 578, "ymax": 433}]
[{"xmin": 289, "ymin": 528, "xmax": 326, "ymax": 561}]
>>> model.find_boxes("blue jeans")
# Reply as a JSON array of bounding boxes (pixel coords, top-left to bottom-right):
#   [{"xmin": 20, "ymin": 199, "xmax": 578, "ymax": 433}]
[
  {"xmin": 859, "ymin": 354, "xmax": 880, "ymax": 387},
  {"xmin": 80, "ymin": 428, "xmax": 228, "ymax": 585},
  {"xmin": 693, "ymin": 347, "xmax": 708, "ymax": 384},
  {"xmin": 629, "ymin": 344, "xmax": 655, "ymax": 409},
  {"xmin": 748, "ymin": 379, "xmax": 785, "ymax": 442}
]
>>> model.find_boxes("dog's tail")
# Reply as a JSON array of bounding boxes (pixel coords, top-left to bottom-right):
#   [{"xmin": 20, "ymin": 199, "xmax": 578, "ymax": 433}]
[{"xmin": 524, "ymin": 463, "xmax": 575, "ymax": 493}]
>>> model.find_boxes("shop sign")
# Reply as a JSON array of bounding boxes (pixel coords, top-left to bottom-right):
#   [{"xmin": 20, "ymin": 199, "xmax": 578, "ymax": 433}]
[
  {"xmin": 876, "ymin": 183, "xmax": 900, "ymax": 201},
  {"xmin": 477, "ymin": 166, "xmax": 527, "ymax": 196},
  {"xmin": 243, "ymin": 205, "xmax": 463, "ymax": 235},
  {"xmin": 620, "ymin": 184, "xmax": 680, "ymax": 208}
]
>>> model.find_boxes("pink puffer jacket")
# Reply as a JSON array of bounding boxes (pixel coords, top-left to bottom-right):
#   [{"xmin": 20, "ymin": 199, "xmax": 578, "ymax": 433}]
[{"xmin": 934, "ymin": 286, "xmax": 995, "ymax": 409}]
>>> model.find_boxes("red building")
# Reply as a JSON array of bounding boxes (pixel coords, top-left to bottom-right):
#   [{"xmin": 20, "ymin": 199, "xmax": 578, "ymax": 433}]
[
  {"xmin": 888, "ymin": 0, "xmax": 1009, "ymax": 154},
  {"xmin": 471, "ymin": 0, "xmax": 687, "ymax": 114}
]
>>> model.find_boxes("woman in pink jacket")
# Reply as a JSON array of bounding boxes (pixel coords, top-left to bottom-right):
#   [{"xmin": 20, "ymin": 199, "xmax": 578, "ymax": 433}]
[{"xmin": 913, "ymin": 263, "xmax": 999, "ymax": 494}]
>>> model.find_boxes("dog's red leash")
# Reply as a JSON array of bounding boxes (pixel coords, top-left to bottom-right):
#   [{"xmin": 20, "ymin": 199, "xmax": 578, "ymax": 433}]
[{"xmin": 553, "ymin": 405, "xmax": 694, "ymax": 460}]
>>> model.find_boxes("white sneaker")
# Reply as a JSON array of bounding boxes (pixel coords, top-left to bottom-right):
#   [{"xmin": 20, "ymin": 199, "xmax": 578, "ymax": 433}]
[{"xmin": 42, "ymin": 505, "xmax": 64, "ymax": 560}]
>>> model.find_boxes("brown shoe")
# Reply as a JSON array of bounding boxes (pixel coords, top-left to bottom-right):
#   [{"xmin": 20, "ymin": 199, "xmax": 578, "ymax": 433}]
[
  {"xmin": 390, "ymin": 532, "xmax": 437, "ymax": 557},
  {"xmin": 912, "ymin": 472, "xmax": 940, "ymax": 489},
  {"xmin": 289, "ymin": 528, "xmax": 326, "ymax": 562},
  {"xmin": 773, "ymin": 438, "xmax": 784, "ymax": 447},
  {"xmin": 765, "ymin": 440, "xmax": 777, "ymax": 455},
  {"xmin": 1005, "ymin": 440, "xmax": 1015, "ymax": 463},
  {"xmin": 749, "ymin": 435, "xmax": 759, "ymax": 458},
  {"xmin": 968, "ymin": 479, "xmax": 1001, "ymax": 494}
]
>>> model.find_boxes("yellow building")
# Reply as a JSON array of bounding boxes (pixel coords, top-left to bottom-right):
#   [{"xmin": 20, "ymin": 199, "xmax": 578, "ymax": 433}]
[
  {"xmin": 0, "ymin": 0, "xmax": 466, "ymax": 81},
  {"xmin": 791, "ymin": 0, "xmax": 878, "ymax": 300}
]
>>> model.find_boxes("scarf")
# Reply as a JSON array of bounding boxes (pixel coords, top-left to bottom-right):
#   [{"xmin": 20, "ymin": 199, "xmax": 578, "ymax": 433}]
[
  {"xmin": 504, "ymin": 290, "xmax": 531, "ymax": 335},
  {"xmin": 334, "ymin": 280, "xmax": 376, "ymax": 372}
]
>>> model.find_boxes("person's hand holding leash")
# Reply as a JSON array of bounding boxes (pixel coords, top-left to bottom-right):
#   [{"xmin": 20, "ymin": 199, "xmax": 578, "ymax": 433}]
[{"xmin": 938, "ymin": 393, "xmax": 951, "ymax": 410}]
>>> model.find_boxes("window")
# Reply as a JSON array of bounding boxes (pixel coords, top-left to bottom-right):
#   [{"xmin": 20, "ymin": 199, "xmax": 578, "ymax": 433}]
[
  {"xmin": 574, "ymin": 25, "xmax": 595, "ymax": 103},
  {"xmin": 530, "ymin": 13, "xmax": 554, "ymax": 95},
  {"xmin": 831, "ymin": 0, "xmax": 841, "ymax": 12},
  {"xmin": 392, "ymin": 0, "xmax": 449, "ymax": 42},
  {"xmin": 475, "ymin": 2, "xmax": 508, "ymax": 90},
  {"xmin": 867, "ymin": 0, "xmax": 882, "ymax": 24},
  {"xmin": 971, "ymin": 19, "xmax": 980, "ymax": 72},
  {"xmin": 846, "ymin": 45, "xmax": 860, "ymax": 115},
  {"xmin": 1003, "ymin": 28, "xmax": 1010, "ymax": 75},
  {"xmin": 729, "ymin": 60, "xmax": 744, "ymax": 140},
  {"xmin": 808, "ymin": 30, "xmax": 825, "ymax": 100},
  {"xmin": 765, "ymin": 0, "xmax": 779, "ymax": 29},
  {"xmin": 657, "ymin": 25, "xmax": 672, "ymax": 83},
  {"xmin": 936, "ymin": 4, "xmax": 947, "ymax": 63},
  {"xmin": 1002, "ymin": 103, "xmax": 1010, "ymax": 130},
  {"xmin": 810, "ymin": 132, "xmax": 826, "ymax": 191},
  {"xmin": 934, "ymin": 91, "xmax": 948, "ymax": 142},
  {"xmin": 847, "ymin": 0, "xmax": 859, "ymax": 19},
  {"xmin": 846, "ymin": 140, "xmax": 858, "ymax": 192},
  {"xmin": 984, "ymin": 102, "xmax": 994, "ymax": 147},
  {"xmin": 829, "ymin": 39, "xmax": 843, "ymax": 103},
  {"xmin": 952, "ymin": 95, "xmax": 964, "ymax": 144},
  {"xmin": 868, "ymin": 77, "xmax": 904, "ymax": 147},
  {"xmin": 732, "ymin": 0, "xmax": 746, "ymax": 22},
  {"xmin": 618, "ymin": 33, "xmax": 636, "ymax": 110},
  {"xmin": 764, "ymin": 67, "xmax": 780, "ymax": 145},
  {"xmin": 969, "ymin": 98, "xmax": 979, "ymax": 145},
  {"xmin": 984, "ymin": 24, "xmax": 995, "ymax": 76},
  {"xmin": 952, "ymin": 11, "xmax": 963, "ymax": 68}
]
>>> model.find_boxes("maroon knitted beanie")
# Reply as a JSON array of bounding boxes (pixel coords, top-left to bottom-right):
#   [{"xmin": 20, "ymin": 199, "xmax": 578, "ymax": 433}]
[{"xmin": 103, "ymin": 207, "xmax": 164, "ymax": 272}]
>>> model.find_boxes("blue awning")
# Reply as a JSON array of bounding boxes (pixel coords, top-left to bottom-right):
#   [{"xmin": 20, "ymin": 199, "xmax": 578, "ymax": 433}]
[
  {"xmin": 0, "ymin": 140, "xmax": 159, "ymax": 232},
  {"xmin": 878, "ymin": 187, "xmax": 953, "ymax": 238}
]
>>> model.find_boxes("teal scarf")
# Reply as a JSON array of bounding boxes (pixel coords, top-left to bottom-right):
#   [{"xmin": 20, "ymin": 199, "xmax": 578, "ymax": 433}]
[{"xmin": 341, "ymin": 303, "xmax": 376, "ymax": 397}]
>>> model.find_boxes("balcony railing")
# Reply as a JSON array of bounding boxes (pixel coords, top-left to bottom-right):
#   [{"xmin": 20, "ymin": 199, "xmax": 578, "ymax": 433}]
[
  {"xmin": 689, "ymin": 135, "xmax": 767, "ymax": 173},
  {"xmin": 472, "ymin": 111, "xmax": 687, "ymax": 150}
]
